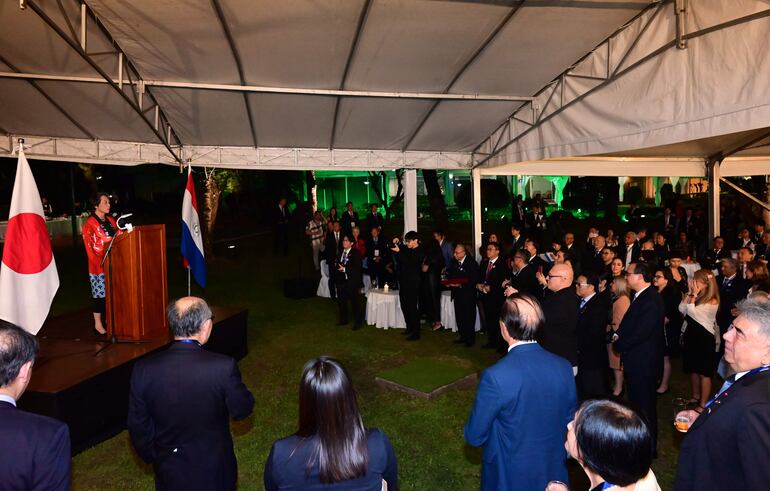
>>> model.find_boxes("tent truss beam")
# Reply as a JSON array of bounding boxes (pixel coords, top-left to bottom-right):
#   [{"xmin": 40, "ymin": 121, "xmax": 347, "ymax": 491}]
[
  {"xmin": 0, "ymin": 134, "xmax": 473, "ymax": 171},
  {"xmin": 472, "ymin": 4, "xmax": 770, "ymax": 169},
  {"xmin": 0, "ymin": 54, "xmax": 95, "ymax": 140},
  {"xmin": 330, "ymin": 0, "xmax": 372, "ymax": 149},
  {"xmin": 0, "ymin": 71, "xmax": 533, "ymax": 102},
  {"xmin": 210, "ymin": 0, "xmax": 258, "ymax": 147},
  {"xmin": 400, "ymin": 0, "xmax": 526, "ymax": 151},
  {"xmin": 25, "ymin": 0, "xmax": 183, "ymax": 164}
]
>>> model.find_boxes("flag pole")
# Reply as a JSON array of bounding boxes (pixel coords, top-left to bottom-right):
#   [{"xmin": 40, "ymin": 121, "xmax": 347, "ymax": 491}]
[{"xmin": 187, "ymin": 266, "xmax": 191, "ymax": 296}]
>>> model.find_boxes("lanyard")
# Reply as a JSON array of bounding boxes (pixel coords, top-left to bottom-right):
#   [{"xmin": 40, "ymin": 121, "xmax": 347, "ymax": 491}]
[
  {"xmin": 176, "ymin": 339, "xmax": 201, "ymax": 347},
  {"xmin": 705, "ymin": 365, "xmax": 770, "ymax": 409}
]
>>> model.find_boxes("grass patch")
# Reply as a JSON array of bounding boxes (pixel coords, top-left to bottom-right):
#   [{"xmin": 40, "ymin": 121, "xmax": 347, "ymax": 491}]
[{"xmin": 378, "ymin": 358, "xmax": 476, "ymax": 394}]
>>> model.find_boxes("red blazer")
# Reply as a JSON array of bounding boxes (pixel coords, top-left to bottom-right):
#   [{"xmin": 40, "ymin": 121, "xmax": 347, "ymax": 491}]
[{"xmin": 82, "ymin": 214, "xmax": 121, "ymax": 275}]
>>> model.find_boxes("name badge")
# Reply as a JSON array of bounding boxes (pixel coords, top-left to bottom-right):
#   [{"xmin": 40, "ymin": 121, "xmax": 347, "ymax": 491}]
[
  {"xmin": 351, "ymin": 221, "xmax": 356, "ymax": 227},
  {"xmin": 374, "ymin": 250, "xmax": 380, "ymax": 257}
]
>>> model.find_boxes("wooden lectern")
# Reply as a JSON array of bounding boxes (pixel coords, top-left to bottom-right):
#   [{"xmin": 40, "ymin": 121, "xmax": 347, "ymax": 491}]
[{"xmin": 105, "ymin": 224, "xmax": 168, "ymax": 340}]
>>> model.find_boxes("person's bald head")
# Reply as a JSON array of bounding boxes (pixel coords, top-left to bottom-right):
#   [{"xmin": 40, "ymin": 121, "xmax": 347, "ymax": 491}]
[
  {"xmin": 499, "ymin": 293, "xmax": 544, "ymax": 344},
  {"xmin": 167, "ymin": 296, "xmax": 213, "ymax": 343},
  {"xmin": 547, "ymin": 264, "xmax": 573, "ymax": 292}
]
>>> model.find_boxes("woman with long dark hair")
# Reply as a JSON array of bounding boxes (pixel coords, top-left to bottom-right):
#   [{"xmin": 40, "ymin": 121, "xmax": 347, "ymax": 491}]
[
  {"xmin": 653, "ymin": 268, "xmax": 683, "ymax": 395},
  {"xmin": 264, "ymin": 357, "xmax": 397, "ymax": 490},
  {"xmin": 81, "ymin": 192, "xmax": 121, "ymax": 337}
]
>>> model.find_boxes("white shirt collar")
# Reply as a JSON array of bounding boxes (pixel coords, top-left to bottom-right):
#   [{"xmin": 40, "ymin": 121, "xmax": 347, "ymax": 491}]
[
  {"xmin": 581, "ymin": 292, "xmax": 596, "ymax": 304},
  {"xmin": 734, "ymin": 370, "xmax": 750, "ymax": 381},
  {"xmin": 0, "ymin": 394, "xmax": 16, "ymax": 406},
  {"xmin": 458, "ymin": 256, "xmax": 465, "ymax": 266},
  {"xmin": 634, "ymin": 284, "xmax": 651, "ymax": 299},
  {"xmin": 508, "ymin": 340, "xmax": 537, "ymax": 352},
  {"xmin": 489, "ymin": 257, "xmax": 498, "ymax": 265}
]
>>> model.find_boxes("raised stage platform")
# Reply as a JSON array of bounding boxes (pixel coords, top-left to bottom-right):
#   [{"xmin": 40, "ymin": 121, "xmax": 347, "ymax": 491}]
[{"xmin": 18, "ymin": 306, "xmax": 248, "ymax": 454}]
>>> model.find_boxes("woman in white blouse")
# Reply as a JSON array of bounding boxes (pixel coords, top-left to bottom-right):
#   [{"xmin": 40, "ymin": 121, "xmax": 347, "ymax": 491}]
[{"xmin": 679, "ymin": 269, "xmax": 720, "ymax": 408}]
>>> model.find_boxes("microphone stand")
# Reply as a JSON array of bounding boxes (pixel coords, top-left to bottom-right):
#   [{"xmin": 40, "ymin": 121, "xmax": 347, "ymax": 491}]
[{"xmin": 95, "ymin": 218, "xmax": 149, "ymax": 356}]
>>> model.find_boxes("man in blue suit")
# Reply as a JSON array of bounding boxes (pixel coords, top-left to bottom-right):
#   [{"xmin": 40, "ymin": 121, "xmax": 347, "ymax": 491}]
[
  {"xmin": 465, "ymin": 293, "xmax": 577, "ymax": 491},
  {"xmin": 0, "ymin": 320, "xmax": 70, "ymax": 491}
]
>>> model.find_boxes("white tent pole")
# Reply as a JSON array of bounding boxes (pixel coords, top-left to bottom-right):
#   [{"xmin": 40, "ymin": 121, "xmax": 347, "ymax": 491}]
[
  {"xmin": 707, "ymin": 159, "xmax": 721, "ymax": 241},
  {"xmin": 403, "ymin": 170, "xmax": 418, "ymax": 236},
  {"xmin": 471, "ymin": 168, "xmax": 482, "ymax": 261}
]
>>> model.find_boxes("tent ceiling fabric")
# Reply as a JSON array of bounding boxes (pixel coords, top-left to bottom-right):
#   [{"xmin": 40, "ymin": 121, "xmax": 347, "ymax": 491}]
[
  {"xmin": 0, "ymin": 0, "xmax": 768, "ymax": 175},
  {"xmin": 1, "ymin": 0, "xmax": 653, "ymax": 167}
]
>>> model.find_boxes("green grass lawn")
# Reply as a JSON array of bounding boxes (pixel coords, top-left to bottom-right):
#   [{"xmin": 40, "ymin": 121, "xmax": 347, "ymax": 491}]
[
  {"xmin": 378, "ymin": 358, "xmax": 477, "ymax": 394},
  {"xmin": 44, "ymin": 235, "xmax": 688, "ymax": 490}
]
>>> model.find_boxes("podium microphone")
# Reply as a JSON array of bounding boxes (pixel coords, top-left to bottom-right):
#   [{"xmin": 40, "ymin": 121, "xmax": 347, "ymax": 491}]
[{"xmin": 117, "ymin": 213, "xmax": 134, "ymax": 232}]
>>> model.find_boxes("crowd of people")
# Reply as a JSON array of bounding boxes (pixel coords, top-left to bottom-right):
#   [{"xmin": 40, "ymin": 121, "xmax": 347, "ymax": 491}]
[{"xmin": 3, "ymin": 290, "xmax": 768, "ymax": 490}]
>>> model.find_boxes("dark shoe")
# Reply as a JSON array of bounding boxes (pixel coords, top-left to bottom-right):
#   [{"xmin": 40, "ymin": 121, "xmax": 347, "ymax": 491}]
[
  {"xmin": 656, "ymin": 388, "xmax": 670, "ymax": 395},
  {"xmin": 93, "ymin": 328, "xmax": 107, "ymax": 338},
  {"xmin": 352, "ymin": 324, "xmax": 362, "ymax": 331},
  {"xmin": 406, "ymin": 334, "xmax": 420, "ymax": 341}
]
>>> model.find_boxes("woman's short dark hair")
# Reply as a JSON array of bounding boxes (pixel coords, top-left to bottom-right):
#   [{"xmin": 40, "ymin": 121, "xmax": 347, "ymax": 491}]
[
  {"xmin": 297, "ymin": 357, "xmax": 367, "ymax": 483},
  {"xmin": 575, "ymin": 399, "xmax": 653, "ymax": 486},
  {"xmin": 0, "ymin": 320, "xmax": 39, "ymax": 387},
  {"xmin": 404, "ymin": 231, "xmax": 419, "ymax": 242},
  {"xmin": 89, "ymin": 192, "xmax": 110, "ymax": 210},
  {"xmin": 499, "ymin": 293, "xmax": 543, "ymax": 341},
  {"xmin": 656, "ymin": 268, "xmax": 674, "ymax": 282}
]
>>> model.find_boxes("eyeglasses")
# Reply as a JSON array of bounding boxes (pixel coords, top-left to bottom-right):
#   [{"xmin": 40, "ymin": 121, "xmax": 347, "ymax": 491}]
[{"xmin": 574, "ymin": 283, "xmax": 589, "ymax": 287}]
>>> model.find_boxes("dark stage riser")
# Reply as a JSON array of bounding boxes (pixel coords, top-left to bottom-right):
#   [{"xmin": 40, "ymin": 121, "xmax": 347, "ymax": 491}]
[{"xmin": 18, "ymin": 307, "xmax": 248, "ymax": 454}]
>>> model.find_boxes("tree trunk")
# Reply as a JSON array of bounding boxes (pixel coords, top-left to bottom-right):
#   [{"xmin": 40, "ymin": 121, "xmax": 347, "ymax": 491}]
[
  {"xmin": 202, "ymin": 171, "xmax": 221, "ymax": 258},
  {"xmin": 422, "ymin": 169, "xmax": 449, "ymax": 232},
  {"xmin": 369, "ymin": 170, "xmax": 405, "ymax": 220}
]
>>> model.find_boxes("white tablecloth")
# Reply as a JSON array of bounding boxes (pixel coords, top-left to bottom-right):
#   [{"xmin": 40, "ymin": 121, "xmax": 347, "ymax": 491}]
[
  {"xmin": 440, "ymin": 290, "xmax": 481, "ymax": 333},
  {"xmin": 318, "ymin": 260, "xmax": 372, "ymax": 298},
  {"xmin": 317, "ymin": 260, "xmax": 331, "ymax": 298},
  {"xmin": 0, "ymin": 215, "xmax": 86, "ymax": 242},
  {"xmin": 366, "ymin": 289, "xmax": 406, "ymax": 329}
]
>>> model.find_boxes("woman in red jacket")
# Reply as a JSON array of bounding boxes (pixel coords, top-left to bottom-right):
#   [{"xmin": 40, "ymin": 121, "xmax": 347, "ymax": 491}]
[{"xmin": 82, "ymin": 192, "xmax": 121, "ymax": 336}]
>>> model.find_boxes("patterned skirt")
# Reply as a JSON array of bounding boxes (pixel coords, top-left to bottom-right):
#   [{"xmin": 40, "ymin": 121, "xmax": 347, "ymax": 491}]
[{"xmin": 89, "ymin": 273, "xmax": 106, "ymax": 299}]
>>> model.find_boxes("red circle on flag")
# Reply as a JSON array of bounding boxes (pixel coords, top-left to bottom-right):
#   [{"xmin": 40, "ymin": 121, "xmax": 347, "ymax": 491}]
[{"xmin": 1, "ymin": 213, "xmax": 53, "ymax": 274}]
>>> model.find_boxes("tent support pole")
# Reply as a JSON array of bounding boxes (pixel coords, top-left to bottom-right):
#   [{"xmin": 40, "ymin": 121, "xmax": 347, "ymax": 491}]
[
  {"xmin": 471, "ymin": 169, "xmax": 482, "ymax": 261},
  {"xmin": 707, "ymin": 159, "xmax": 721, "ymax": 241},
  {"xmin": 403, "ymin": 170, "xmax": 418, "ymax": 236}
]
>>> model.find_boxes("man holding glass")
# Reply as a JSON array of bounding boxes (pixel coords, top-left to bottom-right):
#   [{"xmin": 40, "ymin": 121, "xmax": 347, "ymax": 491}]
[{"xmin": 674, "ymin": 296, "xmax": 770, "ymax": 491}]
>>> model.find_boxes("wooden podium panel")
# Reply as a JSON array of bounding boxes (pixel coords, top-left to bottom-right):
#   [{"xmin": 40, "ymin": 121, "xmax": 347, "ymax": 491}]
[{"xmin": 105, "ymin": 224, "xmax": 168, "ymax": 340}]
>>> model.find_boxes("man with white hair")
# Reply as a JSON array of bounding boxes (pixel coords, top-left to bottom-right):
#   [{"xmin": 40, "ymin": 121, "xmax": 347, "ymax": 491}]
[{"xmin": 675, "ymin": 296, "xmax": 770, "ymax": 490}]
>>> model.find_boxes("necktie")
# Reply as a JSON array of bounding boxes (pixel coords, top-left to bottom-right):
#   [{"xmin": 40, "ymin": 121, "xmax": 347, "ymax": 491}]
[
  {"xmin": 579, "ymin": 298, "xmax": 587, "ymax": 310},
  {"xmin": 485, "ymin": 261, "xmax": 493, "ymax": 281},
  {"xmin": 722, "ymin": 277, "xmax": 729, "ymax": 287}
]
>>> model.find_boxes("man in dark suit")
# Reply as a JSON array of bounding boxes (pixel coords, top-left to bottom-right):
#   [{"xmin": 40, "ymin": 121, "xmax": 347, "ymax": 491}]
[
  {"xmin": 562, "ymin": 232, "xmax": 582, "ymax": 274},
  {"xmin": 540, "ymin": 263, "xmax": 580, "ymax": 372},
  {"xmin": 465, "ymin": 293, "xmax": 577, "ymax": 491},
  {"xmin": 582, "ymin": 234, "xmax": 606, "ymax": 275},
  {"xmin": 128, "ymin": 297, "xmax": 254, "ymax": 491},
  {"xmin": 509, "ymin": 249, "xmax": 540, "ymax": 299},
  {"xmin": 339, "ymin": 201, "xmax": 359, "ymax": 237},
  {"xmin": 618, "ymin": 231, "xmax": 641, "ymax": 267},
  {"xmin": 716, "ymin": 258, "xmax": 750, "ymax": 343},
  {"xmin": 700, "ymin": 236, "xmax": 730, "ymax": 271},
  {"xmin": 0, "ymin": 320, "xmax": 70, "ymax": 491},
  {"xmin": 366, "ymin": 226, "xmax": 389, "ymax": 289},
  {"xmin": 675, "ymin": 296, "xmax": 770, "ymax": 490},
  {"xmin": 527, "ymin": 205, "xmax": 547, "ymax": 244},
  {"xmin": 757, "ymin": 230, "xmax": 770, "ymax": 261},
  {"xmin": 446, "ymin": 243, "xmax": 479, "ymax": 346},
  {"xmin": 324, "ymin": 221, "xmax": 343, "ymax": 299},
  {"xmin": 477, "ymin": 241, "xmax": 509, "ymax": 353},
  {"xmin": 508, "ymin": 224, "xmax": 525, "ymax": 257},
  {"xmin": 612, "ymin": 262, "xmax": 664, "ymax": 453},
  {"xmin": 390, "ymin": 231, "xmax": 425, "ymax": 341},
  {"xmin": 272, "ymin": 197, "xmax": 289, "ymax": 255},
  {"xmin": 511, "ymin": 197, "xmax": 527, "ymax": 230},
  {"xmin": 575, "ymin": 273, "xmax": 611, "ymax": 399},
  {"xmin": 658, "ymin": 207, "xmax": 677, "ymax": 240},
  {"xmin": 336, "ymin": 235, "xmax": 364, "ymax": 330},
  {"xmin": 365, "ymin": 203, "xmax": 385, "ymax": 233}
]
